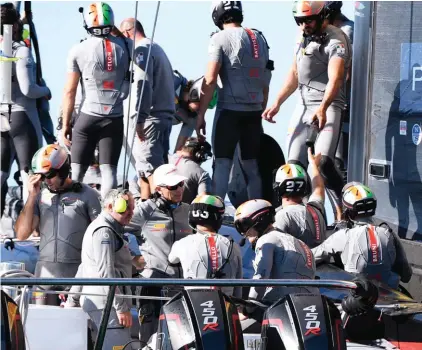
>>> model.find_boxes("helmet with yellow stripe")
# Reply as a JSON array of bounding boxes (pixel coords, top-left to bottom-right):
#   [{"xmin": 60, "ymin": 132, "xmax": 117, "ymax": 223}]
[
  {"xmin": 84, "ymin": 2, "xmax": 114, "ymax": 36},
  {"xmin": 274, "ymin": 163, "xmax": 309, "ymax": 197},
  {"xmin": 342, "ymin": 182, "xmax": 377, "ymax": 219}
]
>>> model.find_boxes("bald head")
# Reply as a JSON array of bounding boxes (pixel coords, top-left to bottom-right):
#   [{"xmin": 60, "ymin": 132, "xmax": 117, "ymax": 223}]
[{"xmin": 120, "ymin": 18, "xmax": 145, "ymax": 39}]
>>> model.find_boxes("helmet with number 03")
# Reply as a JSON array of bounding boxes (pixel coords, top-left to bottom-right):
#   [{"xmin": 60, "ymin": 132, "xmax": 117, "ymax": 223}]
[
  {"xmin": 274, "ymin": 163, "xmax": 309, "ymax": 197},
  {"xmin": 211, "ymin": 1, "xmax": 243, "ymax": 30},
  {"xmin": 189, "ymin": 195, "xmax": 226, "ymax": 231},
  {"xmin": 342, "ymin": 182, "xmax": 377, "ymax": 218},
  {"xmin": 234, "ymin": 199, "xmax": 275, "ymax": 236},
  {"xmin": 84, "ymin": 2, "xmax": 114, "ymax": 36}
]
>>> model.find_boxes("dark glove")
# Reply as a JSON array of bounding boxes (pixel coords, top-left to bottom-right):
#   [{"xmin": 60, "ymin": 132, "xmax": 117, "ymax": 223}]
[
  {"xmin": 341, "ymin": 277, "xmax": 378, "ymax": 316},
  {"xmin": 4, "ymin": 238, "xmax": 15, "ymax": 251}
]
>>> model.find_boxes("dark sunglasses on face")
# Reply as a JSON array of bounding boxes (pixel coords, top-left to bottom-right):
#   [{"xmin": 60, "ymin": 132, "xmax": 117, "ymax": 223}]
[
  {"xmin": 166, "ymin": 181, "xmax": 184, "ymax": 191},
  {"xmin": 295, "ymin": 16, "xmax": 317, "ymax": 26},
  {"xmin": 38, "ymin": 170, "xmax": 58, "ymax": 180}
]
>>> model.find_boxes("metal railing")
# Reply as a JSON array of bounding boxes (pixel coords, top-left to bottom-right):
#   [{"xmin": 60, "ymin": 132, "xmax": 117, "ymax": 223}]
[{"xmin": 1, "ymin": 278, "xmax": 357, "ymax": 350}]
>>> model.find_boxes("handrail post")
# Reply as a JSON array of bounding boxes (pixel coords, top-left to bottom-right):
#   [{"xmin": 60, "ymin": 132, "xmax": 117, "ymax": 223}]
[{"xmin": 94, "ymin": 285, "xmax": 116, "ymax": 350}]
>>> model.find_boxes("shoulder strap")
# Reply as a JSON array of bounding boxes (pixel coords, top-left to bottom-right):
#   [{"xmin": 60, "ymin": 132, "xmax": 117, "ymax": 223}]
[
  {"xmin": 209, "ymin": 236, "xmax": 235, "ymax": 279},
  {"xmin": 305, "ymin": 203, "xmax": 323, "ymax": 244},
  {"xmin": 249, "ymin": 28, "xmax": 270, "ymax": 49},
  {"xmin": 244, "ymin": 28, "xmax": 261, "ymax": 60}
]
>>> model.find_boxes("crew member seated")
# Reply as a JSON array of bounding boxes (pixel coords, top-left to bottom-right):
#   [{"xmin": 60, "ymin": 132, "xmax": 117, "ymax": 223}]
[
  {"xmin": 168, "ymin": 195, "xmax": 243, "ymax": 297},
  {"xmin": 169, "ymin": 138, "xmax": 212, "ymax": 204},
  {"xmin": 273, "ymin": 148, "xmax": 327, "ymax": 248},
  {"xmin": 312, "ymin": 182, "xmax": 413, "ymax": 289}
]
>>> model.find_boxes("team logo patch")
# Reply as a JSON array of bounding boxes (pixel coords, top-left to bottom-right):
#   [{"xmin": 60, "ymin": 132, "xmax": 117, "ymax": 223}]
[
  {"xmin": 335, "ymin": 43, "xmax": 346, "ymax": 55},
  {"xmin": 412, "ymin": 124, "xmax": 422, "ymax": 145}
]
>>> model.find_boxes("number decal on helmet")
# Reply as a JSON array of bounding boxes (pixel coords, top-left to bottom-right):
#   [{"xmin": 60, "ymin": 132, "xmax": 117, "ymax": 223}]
[
  {"xmin": 285, "ymin": 180, "xmax": 305, "ymax": 192},
  {"xmin": 191, "ymin": 210, "xmax": 210, "ymax": 219}
]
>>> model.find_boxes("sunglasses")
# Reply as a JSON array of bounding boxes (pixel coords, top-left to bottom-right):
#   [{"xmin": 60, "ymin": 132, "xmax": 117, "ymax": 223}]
[
  {"xmin": 165, "ymin": 181, "xmax": 184, "ymax": 191},
  {"xmin": 38, "ymin": 170, "xmax": 58, "ymax": 180},
  {"xmin": 295, "ymin": 16, "xmax": 318, "ymax": 26}
]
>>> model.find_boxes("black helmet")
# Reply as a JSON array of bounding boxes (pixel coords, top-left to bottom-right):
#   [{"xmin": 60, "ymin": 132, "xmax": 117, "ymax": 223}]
[
  {"xmin": 325, "ymin": 1, "xmax": 343, "ymax": 12},
  {"xmin": 184, "ymin": 138, "xmax": 213, "ymax": 164},
  {"xmin": 189, "ymin": 195, "xmax": 225, "ymax": 231},
  {"xmin": 325, "ymin": 1, "xmax": 343, "ymax": 23},
  {"xmin": 212, "ymin": 1, "xmax": 243, "ymax": 30}
]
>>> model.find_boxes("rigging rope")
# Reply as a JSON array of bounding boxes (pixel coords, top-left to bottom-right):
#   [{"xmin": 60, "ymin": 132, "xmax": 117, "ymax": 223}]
[
  {"xmin": 123, "ymin": 1, "xmax": 162, "ymax": 187},
  {"xmin": 122, "ymin": 0, "xmax": 139, "ymax": 186}
]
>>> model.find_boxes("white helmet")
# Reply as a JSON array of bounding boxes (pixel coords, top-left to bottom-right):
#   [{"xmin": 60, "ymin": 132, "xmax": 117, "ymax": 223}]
[{"xmin": 234, "ymin": 199, "xmax": 275, "ymax": 235}]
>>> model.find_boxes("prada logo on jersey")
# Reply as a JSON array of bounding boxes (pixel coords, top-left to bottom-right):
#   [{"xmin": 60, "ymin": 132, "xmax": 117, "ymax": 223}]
[
  {"xmin": 367, "ymin": 226, "xmax": 380, "ymax": 264},
  {"xmin": 299, "ymin": 240, "xmax": 313, "ymax": 269},
  {"xmin": 245, "ymin": 28, "xmax": 260, "ymax": 59},
  {"xmin": 104, "ymin": 39, "xmax": 114, "ymax": 72}
]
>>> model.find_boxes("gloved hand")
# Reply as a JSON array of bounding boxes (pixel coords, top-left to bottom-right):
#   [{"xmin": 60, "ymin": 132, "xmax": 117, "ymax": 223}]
[{"xmin": 341, "ymin": 277, "xmax": 378, "ymax": 316}]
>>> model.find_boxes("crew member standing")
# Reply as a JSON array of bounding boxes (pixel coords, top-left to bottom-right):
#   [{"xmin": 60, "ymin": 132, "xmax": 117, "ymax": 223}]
[
  {"xmin": 61, "ymin": 2, "xmax": 131, "ymax": 198},
  {"xmin": 262, "ymin": 0, "xmax": 352, "ymax": 221},
  {"xmin": 196, "ymin": 1, "xmax": 273, "ymax": 201},
  {"xmin": 120, "ymin": 18, "xmax": 175, "ymax": 201}
]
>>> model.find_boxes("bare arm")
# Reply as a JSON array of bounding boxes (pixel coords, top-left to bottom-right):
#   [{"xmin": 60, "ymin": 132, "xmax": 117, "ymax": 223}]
[
  {"xmin": 15, "ymin": 175, "xmax": 42, "ymax": 240},
  {"xmin": 198, "ymin": 61, "xmax": 221, "ymax": 118},
  {"xmin": 274, "ymin": 59, "xmax": 299, "ymax": 107},
  {"xmin": 308, "ymin": 148, "xmax": 325, "ymax": 203},
  {"xmin": 61, "ymin": 72, "xmax": 80, "ymax": 130},
  {"xmin": 320, "ymin": 57, "xmax": 345, "ymax": 112},
  {"xmin": 15, "ymin": 195, "xmax": 40, "ymax": 240}
]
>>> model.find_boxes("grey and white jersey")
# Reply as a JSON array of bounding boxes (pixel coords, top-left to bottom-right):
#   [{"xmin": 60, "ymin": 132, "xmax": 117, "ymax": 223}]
[
  {"xmin": 312, "ymin": 223, "xmax": 412, "ymax": 289},
  {"xmin": 168, "ymin": 233, "xmax": 243, "ymax": 297},
  {"xmin": 250, "ymin": 229, "xmax": 316, "ymax": 303}
]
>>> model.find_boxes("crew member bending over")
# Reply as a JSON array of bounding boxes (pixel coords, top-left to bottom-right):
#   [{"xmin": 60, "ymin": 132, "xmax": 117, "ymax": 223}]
[
  {"xmin": 312, "ymin": 182, "xmax": 413, "ymax": 289},
  {"xmin": 234, "ymin": 199, "xmax": 316, "ymax": 331}
]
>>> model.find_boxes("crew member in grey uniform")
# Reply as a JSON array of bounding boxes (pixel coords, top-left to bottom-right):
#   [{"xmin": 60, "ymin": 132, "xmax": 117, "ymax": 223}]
[
  {"xmin": 312, "ymin": 182, "xmax": 412, "ymax": 289},
  {"xmin": 14, "ymin": 144, "xmax": 101, "ymax": 305},
  {"xmin": 1, "ymin": 3, "xmax": 51, "ymax": 205},
  {"xmin": 233, "ymin": 199, "xmax": 316, "ymax": 331},
  {"xmin": 173, "ymin": 72, "xmax": 218, "ymax": 152},
  {"xmin": 325, "ymin": 1, "xmax": 354, "ymax": 178},
  {"xmin": 273, "ymin": 148, "xmax": 327, "ymax": 248},
  {"xmin": 61, "ymin": 2, "xmax": 131, "ymax": 198},
  {"xmin": 169, "ymin": 137, "xmax": 212, "ymax": 204},
  {"xmin": 120, "ymin": 18, "xmax": 175, "ymax": 201},
  {"xmin": 196, "ymin": 1, "xmax": 273, "ymax": 201},
  {"xmin": 169, "ymin": 195, "xmax": 243, "ymax": 297},
  {"xmin": 124, "ymin": 164, "xmax": 193, "ymax": 344},
  {"xmin": 66, "ymin": 189, "xmax": 135, "ymax": 350},
  {"xmin": 262, "ymin": 0, "xmax": 352, "ymax": 221},
  {"xmin": 128, "ymin": 137, "xmax": 212, "ymax": 205}
]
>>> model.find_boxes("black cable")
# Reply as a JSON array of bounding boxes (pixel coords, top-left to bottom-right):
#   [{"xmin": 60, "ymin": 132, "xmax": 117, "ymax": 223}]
[{"xmin": 122, "ymin": 339, "xmax": 148, "ymax": 350}]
